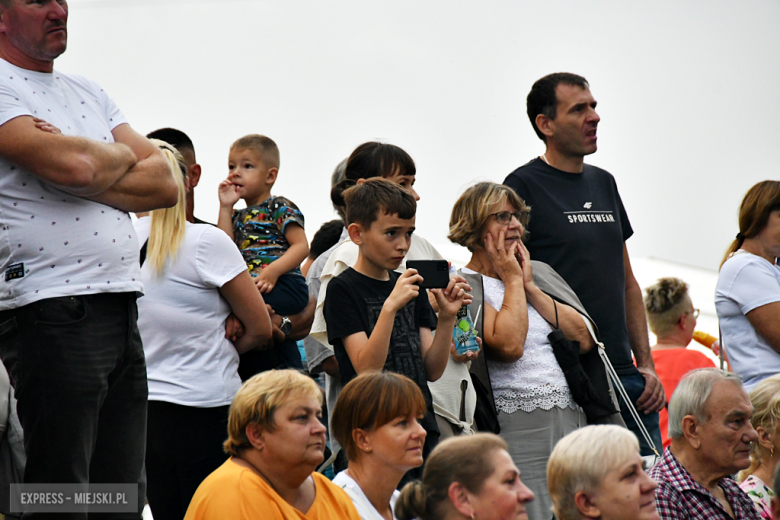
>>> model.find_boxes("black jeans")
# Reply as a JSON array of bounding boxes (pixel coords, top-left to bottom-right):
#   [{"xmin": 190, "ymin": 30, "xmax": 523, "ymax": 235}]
[
  {"xmin": 145, "ymin": 401, "xmax": 229, "ymax": 520},
  {"xmin": 0, "ymin": 293, "xmax": 147, "ymax": 519}
]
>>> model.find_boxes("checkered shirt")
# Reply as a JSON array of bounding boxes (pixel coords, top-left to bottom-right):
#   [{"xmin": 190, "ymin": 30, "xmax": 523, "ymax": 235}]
[{"xmin": 648, "ymin": 447, "xmax": 760, "ymax": 520}]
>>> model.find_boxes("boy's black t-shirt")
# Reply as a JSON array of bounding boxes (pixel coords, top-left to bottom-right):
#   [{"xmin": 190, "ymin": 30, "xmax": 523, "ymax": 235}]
[{"xmin": 324, "ymin": 267, "xmax": 438, "ymax": 409}]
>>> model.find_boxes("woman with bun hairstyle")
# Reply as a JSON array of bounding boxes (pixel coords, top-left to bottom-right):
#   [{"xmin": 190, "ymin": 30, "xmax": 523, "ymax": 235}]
[
  {"xmin": 310, "ymin": 142, "xmax": 477, "ymax": 473},
  {"xmin": 716, "ymin": 181, "xmax": 780, "ymax": 390},
  {"xmin": 331, "ymin": 371, "xmax": 428, "ymax": 520},
  {"xmin": 644, "ymin": 277, "xmax": 714, "ymax": 448},
  {"xmin": 395, "ymin": 433, "xmax": 534, "ymax": 520}
]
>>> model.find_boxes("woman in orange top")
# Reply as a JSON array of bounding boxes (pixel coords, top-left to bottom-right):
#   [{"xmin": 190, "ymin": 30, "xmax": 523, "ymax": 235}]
[
  {"xmin": 184, "ymin": 370, "xmax": 361, "ymax": 520},
  {"xmin": 644, "ymin": 278, "xmax": 714, "ymax": 448}
]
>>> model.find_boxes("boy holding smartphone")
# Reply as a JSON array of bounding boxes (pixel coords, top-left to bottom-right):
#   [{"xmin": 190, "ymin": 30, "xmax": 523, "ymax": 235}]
[{"xmin": 324, "ymin": 178, "xmax": 470, "ymax": 467}]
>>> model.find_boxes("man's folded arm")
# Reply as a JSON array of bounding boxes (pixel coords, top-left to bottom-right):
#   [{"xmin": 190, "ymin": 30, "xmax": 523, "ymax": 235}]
[
  {"xmin": 0, "ymin": 115, "xmax": 137, "ymax": 195},
  {"xmin": 85, "ymin": 123, "xmax": 177, "ymax": 212}
]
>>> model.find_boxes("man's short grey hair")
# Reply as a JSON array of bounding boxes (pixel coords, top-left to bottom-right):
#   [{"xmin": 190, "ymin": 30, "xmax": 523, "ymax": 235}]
[{"xmin": 668, "ymin": 368, "xmax": 743, "ymax": 440}]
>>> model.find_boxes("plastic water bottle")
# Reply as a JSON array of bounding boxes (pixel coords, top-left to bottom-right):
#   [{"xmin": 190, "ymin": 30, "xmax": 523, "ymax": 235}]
[{"xmin": 450, "ymin": 265, "xmax": 479, "ymax": 354}]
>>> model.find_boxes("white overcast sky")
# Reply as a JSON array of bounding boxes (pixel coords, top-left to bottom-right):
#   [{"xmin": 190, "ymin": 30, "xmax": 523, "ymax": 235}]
[{"xmin": 61, "ymin": 0, "xmax": 780, "ymax": 277}]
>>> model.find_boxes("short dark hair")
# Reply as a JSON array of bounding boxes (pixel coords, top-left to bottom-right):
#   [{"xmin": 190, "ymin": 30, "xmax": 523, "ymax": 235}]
[
  {"xmin": 527, "ymin": 73, "xmax": 589, "ymax": 141},
  {"xmin": 146, "ymin": 128, "xmax": 195, "ymax": 155},
  {"xmin": 331, "ymin": 372, "xmax": 427, "ymax": 462},
  {"xmin": 339, "ymin": 177, "xmax": 416, "ymax": 229},
  {"xmin": 345, "ymin": 141, "xmax": 416, "ymax": 181},
  {"xmin": 309, "ymin": 219, "xmax": 344, "ymax": 259},
  {"xmin": 230, "ymin": 134, "xmax": 280, "ymax": 169}
]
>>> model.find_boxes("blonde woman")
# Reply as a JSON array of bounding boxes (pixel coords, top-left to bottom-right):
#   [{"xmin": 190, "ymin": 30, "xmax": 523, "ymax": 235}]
[
  {"xmin": 547, "ymin": 425, "xmax": 659, "ymax": 520},
  {"xmin": 740, "ymin": 375, "xmax": 780, "ymax": 519},
  {"xmin": 136, "ymin": 141, "xmax": 272, "ymax": 520},
  {"xmin": 185, "ymin": 370, "xmax": 362, "ymax": 520}
]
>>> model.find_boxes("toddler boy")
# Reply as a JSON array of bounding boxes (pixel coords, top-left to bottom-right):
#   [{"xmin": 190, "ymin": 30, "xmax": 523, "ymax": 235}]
[
  {"xmin": 323, "ymin": 178, "xmax": 470, "ymax": 470},
  {"xmin": 218, "ymin": 135, "xmax": 309, "ymax": 375}
]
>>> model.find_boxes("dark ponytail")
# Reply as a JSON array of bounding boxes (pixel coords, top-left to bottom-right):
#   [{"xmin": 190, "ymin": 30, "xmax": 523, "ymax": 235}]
[
  {"xmin": 330, "ymin": 178, "xmax": 357, "ymax": 209},
  {"xmin": 396, "ymin": 481, "xmax": 431, "ymax": 520}
]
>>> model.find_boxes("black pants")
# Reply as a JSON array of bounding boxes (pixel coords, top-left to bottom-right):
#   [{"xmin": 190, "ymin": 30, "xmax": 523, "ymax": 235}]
[
  {"xmin": 0, "ymin": 293, "xmax": 147, "ymax": 519},
  {"xmin": 238, "ymin": 273, "xmax": 305, "ymax": 380},
  {"xmin": 145, "ymin": 401, "xmax": 229, "ymax": 520}
]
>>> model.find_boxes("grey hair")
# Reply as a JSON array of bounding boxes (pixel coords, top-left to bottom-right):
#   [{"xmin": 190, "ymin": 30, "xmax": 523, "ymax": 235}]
[
  {"xmin": 547, "ymin": 425, "xmax": 640, "ymax": 520},
  {"xmin": 668, "ymin": 368, "xmax": 743, "ymax": 440}
]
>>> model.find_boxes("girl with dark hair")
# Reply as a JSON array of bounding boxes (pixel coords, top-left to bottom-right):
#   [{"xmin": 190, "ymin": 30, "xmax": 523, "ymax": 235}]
[{"xmin": 716, "ymin": 180, "xmax": 780, "ymax": 391}]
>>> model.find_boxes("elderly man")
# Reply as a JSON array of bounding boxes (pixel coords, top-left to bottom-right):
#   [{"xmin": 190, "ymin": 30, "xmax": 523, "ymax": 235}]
[
  {"xmin": 648, "ymin": 368, "xmax": 759, "ymax": 520},
  {"xmin": 0, "ymin": 0, "xmax": 176, "ymax": 516}
]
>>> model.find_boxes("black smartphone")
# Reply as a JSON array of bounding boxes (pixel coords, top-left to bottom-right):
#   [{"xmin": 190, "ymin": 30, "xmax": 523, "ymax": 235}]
[{"xmin": 406, "ymin": 260, "xmax": 450, "ymax": 289}]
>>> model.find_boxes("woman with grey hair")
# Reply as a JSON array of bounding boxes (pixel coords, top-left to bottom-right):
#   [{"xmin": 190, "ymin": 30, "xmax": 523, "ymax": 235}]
[
  {"xmin": 547, "ymin": 425, "xmax": 660, "ymax": 520},
  {"xmin": 448, "ymin": 182, "xmax": 597, "ymax": 520}
]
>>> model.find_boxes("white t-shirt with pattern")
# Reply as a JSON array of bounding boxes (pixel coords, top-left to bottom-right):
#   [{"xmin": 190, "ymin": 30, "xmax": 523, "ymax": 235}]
[{"xmin": 0, "ymin": 58, "xmax": 141, "ymax": 309}]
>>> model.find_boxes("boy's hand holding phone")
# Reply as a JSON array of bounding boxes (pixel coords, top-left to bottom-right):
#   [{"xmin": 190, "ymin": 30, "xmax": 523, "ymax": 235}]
[
  {"xmin": 431, "ymin": 275, "xmax": 472, "ymax": 320},
  {"xmin": 384, "ymin": 269, "xmax": 423, "ymax": 313}
]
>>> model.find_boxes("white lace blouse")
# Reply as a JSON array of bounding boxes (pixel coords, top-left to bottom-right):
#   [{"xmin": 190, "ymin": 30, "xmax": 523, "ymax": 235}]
[{"xmin": 466, "ymin": 269, "xmax": 577, "ymax": 414}]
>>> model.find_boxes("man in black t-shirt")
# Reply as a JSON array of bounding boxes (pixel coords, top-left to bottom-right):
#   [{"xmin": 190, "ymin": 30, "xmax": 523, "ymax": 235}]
[
  {"xmin": 503, "ymin": 73, "xmax": 665, "ymax": 455},
  {"xmin": 323, "ymin": 178, "xmax": 470, "ymax": 475}
]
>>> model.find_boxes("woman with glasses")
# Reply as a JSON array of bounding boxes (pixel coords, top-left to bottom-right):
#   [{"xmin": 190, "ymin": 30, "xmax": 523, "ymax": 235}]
[
  {"xmin": 447, "ymin": 182, "xmax": 595, "ymax": 520},
  {"xmin": 643, "ymin": 277, "xmax": 714, "ymax": 449},
  {"xmin": 717, "ymin": 180, "xmax": 780, "ymax": 391}
]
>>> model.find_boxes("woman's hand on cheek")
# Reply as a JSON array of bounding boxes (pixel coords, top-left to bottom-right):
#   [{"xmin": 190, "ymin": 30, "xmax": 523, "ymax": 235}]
[
  {"xmin": 485, "ymin": 231, "xmax": 522, "ymax": 281},
  {"xmin": 516, "ymin": 241, "xmax": 534, "ymax": 286}
]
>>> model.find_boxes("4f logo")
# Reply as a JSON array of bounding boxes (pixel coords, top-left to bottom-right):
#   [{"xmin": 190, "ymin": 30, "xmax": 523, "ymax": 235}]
[{"xmin": 583, "ymin": 202, "xmax": 593, "ymax": 209}]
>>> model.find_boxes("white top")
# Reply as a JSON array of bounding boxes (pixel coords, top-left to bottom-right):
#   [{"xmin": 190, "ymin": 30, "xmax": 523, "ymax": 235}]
[
  {"xmin": 715, "ymin": 250, "xmax": 780, "ymax": 390},
  {"xmin": 333, "ymin": 472, "xmax": 399, "ymax": 520},
  {"xmin": 310, "ymin": 234, "xmax": 444, "ymax": 349},
  {"xmin": 465, "ymin": 268, "xmax": 576, "ymax": 414},
  {"xmin": 0, "ymin": 58, "xmax": 142, "ymax": 310},
  {"xmin": 134, "ymin": 218, "xmax": 248, "ymax": 407}
]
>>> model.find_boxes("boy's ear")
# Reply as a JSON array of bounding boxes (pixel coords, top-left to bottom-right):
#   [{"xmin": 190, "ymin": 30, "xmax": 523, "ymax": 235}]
[
  {"xmin": 265, "ymin": 167, "xmax": 279, "ymax": 185},
  {"xmin": 348, "ymin": 223, "xmax": 363, "ymax": 245}
]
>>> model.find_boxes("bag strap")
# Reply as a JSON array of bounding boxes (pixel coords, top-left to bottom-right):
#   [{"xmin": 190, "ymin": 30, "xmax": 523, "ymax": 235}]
[
  {"xmin": 582, "ymin": 320, "xmax": 660, "ymax": 458},
  {"xmin": 139, "ymin": 239, "xmax": 149, "ymax": 267}
]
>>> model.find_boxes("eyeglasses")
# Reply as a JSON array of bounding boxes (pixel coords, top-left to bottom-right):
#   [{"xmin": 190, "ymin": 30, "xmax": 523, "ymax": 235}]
[
  {"xmin": 691, "ymin": 309, "xmax": 700, "ymax": 319},
  {"xmin": 489, "ymin": 211, "xmax": 529, "ymax": 225}
]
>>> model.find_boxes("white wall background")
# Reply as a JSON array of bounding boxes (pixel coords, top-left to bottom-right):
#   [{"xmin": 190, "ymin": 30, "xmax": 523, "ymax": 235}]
[{"xmin": 60, "ymin": 0, "xmax": 780, "ymax": 335}]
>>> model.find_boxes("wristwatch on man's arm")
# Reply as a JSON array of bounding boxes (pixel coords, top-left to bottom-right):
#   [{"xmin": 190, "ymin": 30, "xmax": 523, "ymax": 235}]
[{"xmin": 279, "ymin": 315, "xmax": 293, "ymax": 337}]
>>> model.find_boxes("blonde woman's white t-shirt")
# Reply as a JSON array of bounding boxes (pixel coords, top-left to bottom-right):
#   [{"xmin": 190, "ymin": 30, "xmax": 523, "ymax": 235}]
[{"xmin": 134, "ymin": 218, "xmax": 247, "ymax": 407}]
